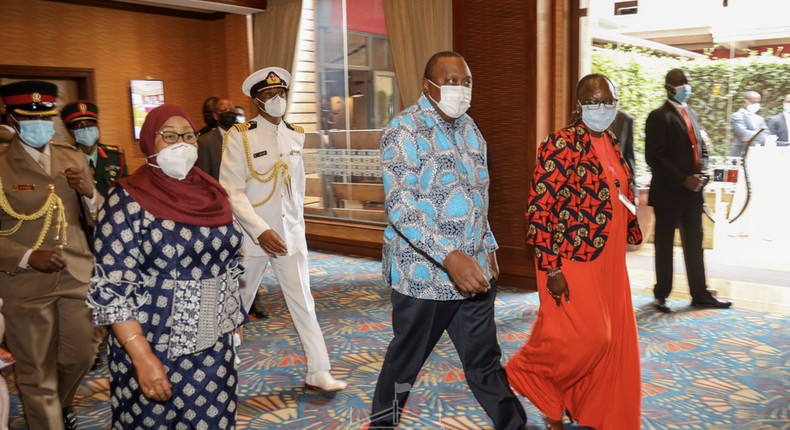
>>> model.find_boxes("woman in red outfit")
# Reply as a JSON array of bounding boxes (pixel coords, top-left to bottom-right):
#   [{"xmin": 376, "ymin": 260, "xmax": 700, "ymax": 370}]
[{"xmin": 505, "ymin": 74, "xmax": 643, "ymax": 430}]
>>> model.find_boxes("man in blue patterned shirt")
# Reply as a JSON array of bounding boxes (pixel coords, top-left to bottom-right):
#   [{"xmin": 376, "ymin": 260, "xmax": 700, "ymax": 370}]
[{"xmin": 370, "ymin": 51, "xmax": 527, "ymax": 429}]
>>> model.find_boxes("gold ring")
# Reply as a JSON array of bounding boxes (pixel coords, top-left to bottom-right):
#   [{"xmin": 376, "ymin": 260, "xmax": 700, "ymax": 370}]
[{"xmin": 149, "ymin": 390, "xmax": 156, "ymax": 396}]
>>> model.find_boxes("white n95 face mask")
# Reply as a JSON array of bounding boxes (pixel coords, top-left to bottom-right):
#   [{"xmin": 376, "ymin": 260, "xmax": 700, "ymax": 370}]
[
  {"xmin": 148, "ymin": 143, "xmax": 198, "ymax": 180},
  {"xmin": 262, "ymin": 95, "xmax": 287, "ymax": 118},
  {"xmin": 427, "ymin": 80, "xmax": 472, "ymax": 118}
]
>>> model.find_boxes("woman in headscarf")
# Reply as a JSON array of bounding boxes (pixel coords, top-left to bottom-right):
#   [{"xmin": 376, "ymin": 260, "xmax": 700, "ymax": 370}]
[{"xmin": 88, "ymin": 105, "xmax": 245, "ymax": 429}]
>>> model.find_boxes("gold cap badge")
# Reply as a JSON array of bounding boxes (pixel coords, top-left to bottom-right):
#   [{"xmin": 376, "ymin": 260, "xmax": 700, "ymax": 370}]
[{"xmin": 266, "ymin": 72, "xmax": 282, "ymax": 86}]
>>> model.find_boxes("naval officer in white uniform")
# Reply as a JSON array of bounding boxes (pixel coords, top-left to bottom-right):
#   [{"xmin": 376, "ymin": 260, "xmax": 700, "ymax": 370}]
[{"xmin": 219, "ymin": 67, "xmax": 347, "ymax": 392}]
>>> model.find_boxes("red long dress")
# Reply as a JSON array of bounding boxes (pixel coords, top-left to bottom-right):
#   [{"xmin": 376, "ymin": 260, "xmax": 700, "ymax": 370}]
[{"xmin": 505, "ymin": 134, "xmax": 642, "ymax": 429}]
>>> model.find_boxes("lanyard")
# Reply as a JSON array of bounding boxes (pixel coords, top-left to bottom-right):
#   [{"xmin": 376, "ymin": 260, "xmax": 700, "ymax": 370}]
[
  {"xmin": 592, "ymin": 134, "xmax": 620, "ymax": 189},
  {"xmin": 593, "ymin": 134, "xmax": 635, "ymax": 215}
]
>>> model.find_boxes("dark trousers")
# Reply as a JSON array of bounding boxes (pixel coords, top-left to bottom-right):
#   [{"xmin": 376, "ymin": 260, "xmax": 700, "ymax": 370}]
[
  {"xmin": 653, "ymin": 204, "xmax": 714, "ymax": 302},
  {"xmin": 370, "ymin": 282, "xmax": 526, "ymax": 429}
]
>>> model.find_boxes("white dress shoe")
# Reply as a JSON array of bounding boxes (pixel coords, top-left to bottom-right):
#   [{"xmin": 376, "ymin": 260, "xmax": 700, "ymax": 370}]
[{"xmin": 304, "ymin": 370, "xmax": 347, "ymax": 392}]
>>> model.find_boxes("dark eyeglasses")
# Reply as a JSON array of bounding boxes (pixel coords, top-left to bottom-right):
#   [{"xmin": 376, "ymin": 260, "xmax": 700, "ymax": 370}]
[
  {"xmin": 156, "ymin": 131, "xmax": 198, "ymax": 144},
  {"xmin": 580, "ymin": 99, "xmax": 618, "ymax": 110}
]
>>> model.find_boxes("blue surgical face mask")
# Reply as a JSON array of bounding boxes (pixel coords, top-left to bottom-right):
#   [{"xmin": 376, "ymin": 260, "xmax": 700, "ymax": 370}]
[
  {"xmin": 18, "ymin": 119, "xmax": 55, "ymax": 148},
  {"xmin": 581, "ymin": 105, "xmax": 617, "ymax": 132},
  {"xmin": 73, "ymin": 126, "xmax": 100, "ymax": 147},
  {"xmin": 672, "ymin": 84, "xmax": 692, "ymax": 104}
]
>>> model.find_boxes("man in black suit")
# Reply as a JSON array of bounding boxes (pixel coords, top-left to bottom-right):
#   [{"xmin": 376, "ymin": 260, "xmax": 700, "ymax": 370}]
[
  {"xmin": 645, "ymin": 68, "xmax": 732, "ymax": 313},
  {"xmin": 196, "ymin": 98, "xmax": 237, "ymax": 181},
  {"xmin": 197, "ymin": 96, "xmax": 219, "ymax": 136},
  {"xmin": 610, "ymin": 109, "xmax": 638, "ymax": 198},
  {"xmin": 730, "ymin": 91, "xmax": 767, "ymax": 156},
  {"xmin": 767, "ymin": 93, "xmax": 790, "ymax": 146}
]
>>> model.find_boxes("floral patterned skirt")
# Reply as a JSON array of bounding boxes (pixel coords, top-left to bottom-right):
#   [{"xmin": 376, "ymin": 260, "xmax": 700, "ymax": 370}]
[{"xmin": 108, "ymin": 333, "xmax": 237, "ymax": 430}]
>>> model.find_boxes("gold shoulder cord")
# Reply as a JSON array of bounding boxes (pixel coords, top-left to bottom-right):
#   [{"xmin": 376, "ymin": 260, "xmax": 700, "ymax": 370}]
[
  {"xmin": 0, "ymin": 179, "xmax": 67, "ymax": 250},
  {"xmin": 222, "ymin": 122, "xmax": 292, "ymax": 207}
]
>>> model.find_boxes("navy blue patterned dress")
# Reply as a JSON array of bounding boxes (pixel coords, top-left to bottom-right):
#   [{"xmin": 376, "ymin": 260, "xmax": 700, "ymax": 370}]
[{"xmin": 88, "ymin": 187, "xmax": 245, "ymax": 429}]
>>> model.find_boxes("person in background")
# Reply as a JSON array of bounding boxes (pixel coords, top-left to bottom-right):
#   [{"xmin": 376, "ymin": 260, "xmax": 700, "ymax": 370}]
[
  {"xmin": 220, "ymin": 67, "xmax": 346, "ymax": 392},
  {"xmin": 369, "ymin": 51, "xmax": 527, "ymax": 429},
  {"xmin": 645, "ymin": 68, "xmax": 732, "ymax": 313},
  {"xmin": 0, "ymin": 104, "xmax": 13, "ymax": 145},
  {"xmin": 767, "ymin": 93, "xmax": 790, "ymax": 146},
  {"xmin": 197, "ymin": 96, "xmax": 219, "ymax": 136},
  {"xmin": 196, "ymin": 98, "xmax": 236, "ymax": 181},
  {"xmin": 235, "ymin": 105, "xmax": 247, "ymax": 124},
  {"xmin": 0, "ymin": 80, "xmax": 102, "ymax": 430},
  {"xmin": 610, "ymin": 109, "xmax": 639, "ymax": 199},
  {"xmin": 730, "ymin": 90, "xmax": 767, "ymax": 157},
  {"xmin": 506, "ymin": 74, "xmax": 642, "ymax": 430},
  {"xmin": 199, "ymin": 100, "xmax": 268, "ymax": 319},
  {"xmin": 61, "ymin": 100, "xmax": 129, "ymax": 371},
  {"xmin": 60, "ymin": 101, "xmax": 128, "ymax": 198},
  {"xmin": 88, "ymin": 104, "xmax": 245, "ymax": 428},
  {"xmin": 0, "ymin": 298, "xmax": 11, "ymax": 430}
]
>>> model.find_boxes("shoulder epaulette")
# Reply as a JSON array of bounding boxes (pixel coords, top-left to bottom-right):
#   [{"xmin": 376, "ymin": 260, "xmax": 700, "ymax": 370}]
[
  {"xmin": 101, "ymin": 144, "xmax": 124, "ymax": 153},
  {"xmin": 284, "ymin": 121, "xmax": 304, "ymax": 134},
  {"xmin": 222, "ymin": 121, "xmax": 257, "ymax": 155},
  {"xmin": 228, "ymin": 121, "xmax": 257, "ymax": 134},
  {"xmin": 52, "ymin": 141, "xmax": 79, "ymax": 151}
]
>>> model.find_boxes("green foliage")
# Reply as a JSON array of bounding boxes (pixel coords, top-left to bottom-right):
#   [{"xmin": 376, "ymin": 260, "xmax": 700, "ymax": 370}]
[{"xmin": 592, "ymin": 47, "xmax": 790, "ymax": 176}]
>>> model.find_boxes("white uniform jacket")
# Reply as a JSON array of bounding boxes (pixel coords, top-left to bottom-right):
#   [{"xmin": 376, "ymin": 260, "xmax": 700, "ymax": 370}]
[{"xmin": 220, "ymin": 116, "xmax": 306, "ymax": 257}]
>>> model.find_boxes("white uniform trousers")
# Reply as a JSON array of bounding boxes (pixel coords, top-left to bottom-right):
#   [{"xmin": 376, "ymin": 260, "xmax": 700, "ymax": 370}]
[{"xmin": 240, "ymin": 251, "xmax": 331, "ymax": 373}]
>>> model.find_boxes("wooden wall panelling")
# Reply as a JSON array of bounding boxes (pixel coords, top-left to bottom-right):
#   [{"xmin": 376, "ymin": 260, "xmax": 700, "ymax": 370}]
[
  {"xmin": 305, "ymin": 218, "xmax": 384, "ymax": 258},
  {"xmin": 0, "ymin": 0, "xmax": 250, "ymax": 172},
  {"xmin": 453, "ymin": 0, "xmax": 578, "ymax": 290},
  {"xmin": 0, "ymin": 66, "xmax": 95, "ymax": 101}
]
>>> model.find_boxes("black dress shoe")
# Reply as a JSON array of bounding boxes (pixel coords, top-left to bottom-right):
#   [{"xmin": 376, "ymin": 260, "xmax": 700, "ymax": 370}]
[
  {"xmin": 250, "ymin": 293, "xmax": 269, "ymax": 319},
  {"xmin": 654, "ymin": 299, "xmax": 672, "ymax": 313},
  {"xmin": 90, "ymin": 356, "xmax": 101, "ymax": 371},
  {"xmin": 250, "ymin": 305, "xmax": 269, "ymax": 319},
  {"xmin": 90, "ymin": 349, "xmax": 104, "ymax": 370},
  {"xmin": 63, "ymin": 407, "xmax": 78, "ymax": 430},
  {"xmin": 691, "ymin": 298, "xmax": 732, "ymax": 309}
]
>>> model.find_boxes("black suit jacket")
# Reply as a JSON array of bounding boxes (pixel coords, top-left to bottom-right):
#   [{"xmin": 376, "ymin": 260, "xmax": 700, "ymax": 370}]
[
  {"xmin": 645, "ymin": 101, "xmax": 708, "ymax": 208},
  {"xmin": 196, "ymin": 127, "xmax": 223, "ymax": 180},
  {"xmin": 609, "ymin": 110, "xmax": 637, "ymax": 196},
  {"xmin": 768, "ymin": 113, "xmax": 789, "ymax": 145}
]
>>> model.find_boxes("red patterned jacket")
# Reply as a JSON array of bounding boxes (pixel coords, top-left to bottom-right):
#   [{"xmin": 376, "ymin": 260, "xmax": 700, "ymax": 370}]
[{"xmin": 526, "ymin": 120, "xmax": 643, "ymax": 270}]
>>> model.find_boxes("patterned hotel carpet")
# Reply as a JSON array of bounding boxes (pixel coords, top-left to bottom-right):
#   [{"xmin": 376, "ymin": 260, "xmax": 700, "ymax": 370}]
[{"xmin": 5, "ymin": 251, "xmax": 790, "ymax": 429}]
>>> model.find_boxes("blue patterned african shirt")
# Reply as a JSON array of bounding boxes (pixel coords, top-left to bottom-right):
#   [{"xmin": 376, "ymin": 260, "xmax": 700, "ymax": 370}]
[{"xmin": 381, "ymin": 95, "xmax": 497, "ymax": 301}]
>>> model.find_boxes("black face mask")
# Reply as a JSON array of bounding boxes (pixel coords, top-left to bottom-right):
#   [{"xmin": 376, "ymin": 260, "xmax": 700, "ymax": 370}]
[
  {"xmin": 218, "ymin": 111, "xmax": 237, "ymax": 129},
  {"xmin": 203, "ymin": 111, "xmax": 218, "ymax": 128}
]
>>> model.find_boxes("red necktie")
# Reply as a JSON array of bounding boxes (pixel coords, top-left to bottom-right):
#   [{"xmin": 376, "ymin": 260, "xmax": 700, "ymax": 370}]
[{"xmin": 680, "ymin": 106, "xmax": 701, "ymax": 171}]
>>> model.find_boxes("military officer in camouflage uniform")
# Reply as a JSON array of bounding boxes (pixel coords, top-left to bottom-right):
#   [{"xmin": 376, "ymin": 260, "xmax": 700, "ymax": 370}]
[{"xmin": 60, "ymin": 101, "xmax": 127, "ymax": 198}]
